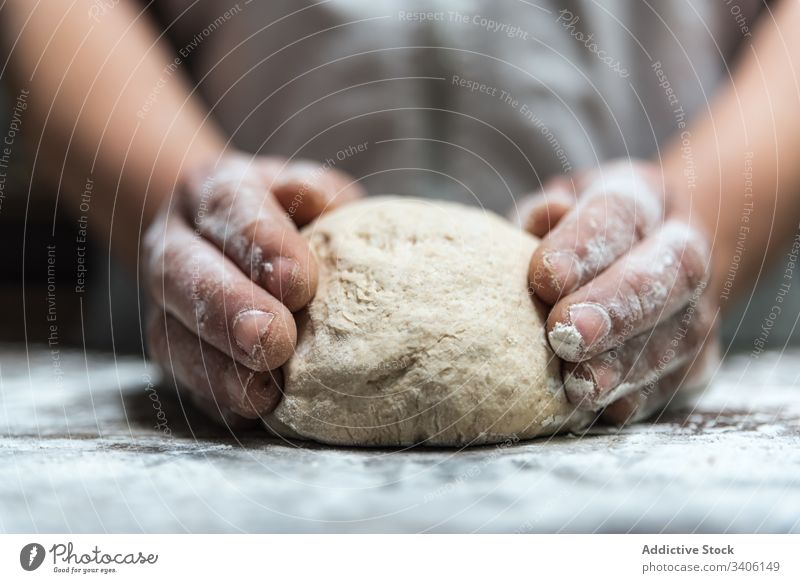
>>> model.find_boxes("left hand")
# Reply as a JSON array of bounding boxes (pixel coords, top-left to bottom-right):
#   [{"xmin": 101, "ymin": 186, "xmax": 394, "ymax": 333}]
[
  {"xmin": 144, "ymin": 153, "xmax": 363, "ymax": 427},
  {"xmin": 516, "ymin": 160, "xmax": 719, "ymax": 424}
]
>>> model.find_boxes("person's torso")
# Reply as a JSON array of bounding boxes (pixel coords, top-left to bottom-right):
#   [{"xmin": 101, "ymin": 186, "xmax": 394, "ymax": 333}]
[{"xmin": 156, "ymin": 0, "xmax": 761, "ymax": 211}]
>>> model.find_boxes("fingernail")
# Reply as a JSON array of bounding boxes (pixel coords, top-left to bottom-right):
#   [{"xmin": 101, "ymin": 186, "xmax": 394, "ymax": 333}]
[
  {"xmin": 542, "ymin": 251, "xmax": 582, "ymax": 295},
  {"xmin": 232, "ymin": 309, "xmax": 275, "ymax": 362},
  {"xmin": 569, "ymin": 302, "xmax": 611, "ymax": 350},
  {"xmin": 563, "ymin": 366, "xmax": 598, "ymax": 409},
  {"xmin": 233, "ymin": 372, "xmax": 283, "ymax": 418},
  {"xmin": 548, "ymin": 321, "xmax": 585, "ymax": 361},
  {"xmin": 262, "ymin": 257, "xmax": 300, "ymax": 302},
  {"xmin": 250, "ymin": 372, "xmax": 283, "ymax": 413},
  {"xmin": 564, "ymin": 361, "xmax": 622, "ymax": 410}
]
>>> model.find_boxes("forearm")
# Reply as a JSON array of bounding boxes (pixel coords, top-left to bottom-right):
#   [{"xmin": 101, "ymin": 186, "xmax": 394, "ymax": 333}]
[
  {"xmin": 662, "ymin": 0, "xmax": 800, "ymax": 304},
  {"xmin": 3, "ymin": 0, "xmax": 225, "ymax": 268}
]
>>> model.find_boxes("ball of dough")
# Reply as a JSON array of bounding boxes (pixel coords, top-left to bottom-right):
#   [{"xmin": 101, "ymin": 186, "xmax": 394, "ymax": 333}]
[{"xmin": 265, "ymin": 197, "xmax": 590, "ymax": 446}]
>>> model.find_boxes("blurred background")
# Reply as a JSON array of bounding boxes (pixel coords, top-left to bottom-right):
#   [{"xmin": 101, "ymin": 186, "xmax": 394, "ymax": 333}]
[
  {"xmin": 0, "ymin": 79, "xmax": 798, "ymax": 357},
  {"xmin": 0, "ymin": 84, "xmax": 142, "ymax": 354}
]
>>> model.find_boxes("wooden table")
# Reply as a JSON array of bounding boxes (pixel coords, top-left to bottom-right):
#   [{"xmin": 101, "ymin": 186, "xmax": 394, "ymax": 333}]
[{"xmin": 1, "ymin": 346, "xmax": 798, "ymax": 533}]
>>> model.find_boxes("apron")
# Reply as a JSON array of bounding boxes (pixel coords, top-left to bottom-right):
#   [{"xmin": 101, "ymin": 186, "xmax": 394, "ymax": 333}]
[{"xmin": 155, "ymin": 0, "xmax": 760, "ymax": 211}]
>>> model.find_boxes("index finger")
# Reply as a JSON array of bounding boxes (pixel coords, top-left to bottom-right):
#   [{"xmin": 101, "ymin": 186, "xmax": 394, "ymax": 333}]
[
  {"xmin": 180, "ymin": 158, "xmax": 318, "ymax": 311},
  {"xmin": 267, "ymin": 160, "xmax": 365, "ymax": 226}
]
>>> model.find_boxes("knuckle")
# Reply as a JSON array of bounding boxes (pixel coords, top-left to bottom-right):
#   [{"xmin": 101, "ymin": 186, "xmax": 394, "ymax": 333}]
[
  {"xmin": 142, "ymin": 211, "xmax": 169, "ymax": 266},
  {"xmin": 684, "ymin": 302, "xmax": 715, "ymax": 346},
  {"xmin": 255, "ymin": 156, "xmax": 288, "ymax": 180},
  {"xmin": 203, "ymin": 182, "xmax": 237, "ymax": 219},
  {"xmin": 619, "ymin": 271, "xmax": 648, "ymax": 325},
  {"xmin": 148, "ymin": 241, "xmax": 187, "ymax": 293},
  {"xmin": 277, "ymin": 160, "xmax": 322, "ymax": 187},
  {"xmin": 237, "ymin": 215, "xmax": 270, "ymax": 240},
  {"xmin": 583, "ymin": 165, "xmax": 664, "ymax": 233},
  {"xmin": 237, "ymin": 217, "xmax": 290, "ymax": 259},
  {"xmin": 189, "ymin": 164, "xmax": 264, "ymax": 224},
  {"xmin": 144, "ymin": 243, "xmax": 171, "ymax": 300}
]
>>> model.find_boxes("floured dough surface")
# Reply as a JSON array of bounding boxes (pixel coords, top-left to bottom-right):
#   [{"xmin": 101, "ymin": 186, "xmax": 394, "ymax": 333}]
[{"xmin": 266, "ymin": 197, "xmax": 590, "ymax": 446}]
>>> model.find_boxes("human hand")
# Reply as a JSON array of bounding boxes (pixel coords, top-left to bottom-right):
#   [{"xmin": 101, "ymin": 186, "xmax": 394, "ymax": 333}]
[
  {"xmin": 519, "ymin": 160, "xmax": 719, "ymax": 424},
  {"xmin": 144, "ymin": 153, "xmax": 363, "ymax": 426}
]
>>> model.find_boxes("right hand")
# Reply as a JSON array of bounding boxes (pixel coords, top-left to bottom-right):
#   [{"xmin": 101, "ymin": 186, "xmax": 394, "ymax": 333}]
[
  {"xmin": 519, "ymin": 161, "xmax": 718, "ymax": 425},
  {"xmin": 144, "ymin": 153, "xmax": 363, "ymax": 426}
]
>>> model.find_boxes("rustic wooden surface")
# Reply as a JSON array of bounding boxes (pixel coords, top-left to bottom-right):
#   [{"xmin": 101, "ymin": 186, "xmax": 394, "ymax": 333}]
[{"xmin": 0, "ymin": 346, "xmax": 798, "ymax": 533}]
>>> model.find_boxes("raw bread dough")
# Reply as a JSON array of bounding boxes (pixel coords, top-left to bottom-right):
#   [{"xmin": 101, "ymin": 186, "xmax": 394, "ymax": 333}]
[{"xmin": 266, "ymin": 197, "xmax": 590, "ymax": 446}]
